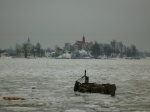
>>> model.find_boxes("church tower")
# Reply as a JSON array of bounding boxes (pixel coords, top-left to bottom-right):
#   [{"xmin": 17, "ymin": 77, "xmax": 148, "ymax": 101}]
[
  {"xmin": 82, "ymin": 35, "xmax": 85, "ymax": 43},
  {"xmin": 27, "ymin": 37, "xmax": 30, "ymax": 43}
]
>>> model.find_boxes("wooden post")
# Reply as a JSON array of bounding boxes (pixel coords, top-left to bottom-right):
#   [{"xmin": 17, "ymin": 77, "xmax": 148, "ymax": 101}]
[
  {"xmin": 84, "ymin": 70, "xmax": 86, "ymax": 77},
  {"xmin": 84, "ymin": 70, "xmax": 89, "ymax": 83}
]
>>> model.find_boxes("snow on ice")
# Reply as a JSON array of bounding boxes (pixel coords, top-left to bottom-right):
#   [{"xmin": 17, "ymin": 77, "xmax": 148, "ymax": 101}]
[{"xmin": 0, "ymin": 57, "xmax": 150, "ymax": 112}]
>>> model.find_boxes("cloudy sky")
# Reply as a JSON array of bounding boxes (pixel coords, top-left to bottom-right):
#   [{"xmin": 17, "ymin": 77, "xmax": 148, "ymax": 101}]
[{"xmin": 0, "ymin": 0, "xmax": 150, "ymax": 51}]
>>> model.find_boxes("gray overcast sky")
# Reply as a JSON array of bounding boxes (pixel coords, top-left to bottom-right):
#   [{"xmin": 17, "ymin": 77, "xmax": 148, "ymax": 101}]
[{"xmin": 0, "ymin": 0, "xmax": 150, "ymax": 51}]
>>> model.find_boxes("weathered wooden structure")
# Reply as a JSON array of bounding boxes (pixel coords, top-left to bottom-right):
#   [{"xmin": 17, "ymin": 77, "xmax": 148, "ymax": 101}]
[{"xmin": 74, "ymin": 70, "xmax": 116, "ymax": 96}]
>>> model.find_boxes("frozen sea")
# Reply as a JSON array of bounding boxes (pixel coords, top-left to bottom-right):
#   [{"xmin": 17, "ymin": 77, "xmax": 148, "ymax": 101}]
[{"xmin": 0, "ymin": 57, "xmax": 150, "ymax": 112}]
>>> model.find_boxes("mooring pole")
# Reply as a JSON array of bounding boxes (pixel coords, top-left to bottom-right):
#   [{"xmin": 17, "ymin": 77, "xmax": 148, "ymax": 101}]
[
  {"xmin": 84, "ymin": 70, "xmax": 89, "ymax": 83},
  {"xmin": 84, "ymin": 70, "xmax": 86, "ymax": 77}
]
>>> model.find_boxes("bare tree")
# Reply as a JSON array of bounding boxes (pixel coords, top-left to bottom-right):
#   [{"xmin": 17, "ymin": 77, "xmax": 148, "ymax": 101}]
[
  {"xmin": 36, "ymin": 43, "xmax": 41, "ymax": 57},
  {"xmin": 130, "ymin": 44, "xmax": 138, "ymax": 57},
  {"xmin": 91, "ymin": 42, "xmax": 100, "ymax": 58},
  {"xmin": 15, "ymin": 43, "xmax": 22, "ymax": 56},
  {"xmin": 118, "ymin": 42, "xmax": 124, "ymax": 57},
  {"xmin": 23, "ymin": 43, "xmax": 28, "ymax": 58},
  {"xmin": 110, "ymin": 40, "xmax": 117, "ymax": 53},
  {"xmin": 104, "ymin": 44, "xmax": 111, "ymax": 58}
]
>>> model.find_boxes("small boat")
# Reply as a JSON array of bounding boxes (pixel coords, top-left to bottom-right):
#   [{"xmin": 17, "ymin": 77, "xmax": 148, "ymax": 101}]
[{"xmin": 74, "ymin": 70, "xmax": 116, "ymax": 96}]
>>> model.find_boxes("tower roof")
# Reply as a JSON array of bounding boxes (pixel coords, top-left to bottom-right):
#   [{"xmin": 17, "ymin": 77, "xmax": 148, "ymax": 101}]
[
  {"xmin": 27, "ymin": 37, "xmax": 30, "ymax": 43},
  {"xmin": 82, "ymin": 35, "xmax": 85, "ymax": 43}
]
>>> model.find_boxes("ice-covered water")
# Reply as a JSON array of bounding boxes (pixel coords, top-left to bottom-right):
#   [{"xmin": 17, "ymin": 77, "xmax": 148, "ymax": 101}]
[{"xmin": 0, "ymin": 58, "xmax": 150, "ymax": 112}]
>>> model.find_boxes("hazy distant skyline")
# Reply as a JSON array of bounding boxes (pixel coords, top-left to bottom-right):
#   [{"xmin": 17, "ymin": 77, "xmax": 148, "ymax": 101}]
[{"xmin": 0, "ymin": 0, "xmax": 150, "ymax": 51}]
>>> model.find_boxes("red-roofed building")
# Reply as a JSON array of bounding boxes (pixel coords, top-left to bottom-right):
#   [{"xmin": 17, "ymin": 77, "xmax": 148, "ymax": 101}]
[{"xmin": 74, "ymin": 35, "xmax": 93, "ymax": 50}]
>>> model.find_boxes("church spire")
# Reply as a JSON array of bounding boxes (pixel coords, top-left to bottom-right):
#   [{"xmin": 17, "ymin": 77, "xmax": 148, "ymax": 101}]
[
  {"xmin": 27, "ymin": 37, "xmax": 30, "ymax": 43},
  {"xmin": 82, "ymin": 35, "xmax": 85, "ymax": 43}
]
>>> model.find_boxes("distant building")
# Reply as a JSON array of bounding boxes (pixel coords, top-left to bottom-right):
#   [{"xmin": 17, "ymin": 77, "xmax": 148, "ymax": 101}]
[
  {"xmin": 0, "ymin": 52, "xmax": 9, "ymax": 57},
  {"xmin": 26, "ymin": 37, "xmax": 33, "ymax": 56},
  {"xmin": 56, "ymin": 47, "xmax": 64, "ymax": 55},
  {"xmin": 74, "ymin": 35, "xmax": 93, "ymax": 50}
]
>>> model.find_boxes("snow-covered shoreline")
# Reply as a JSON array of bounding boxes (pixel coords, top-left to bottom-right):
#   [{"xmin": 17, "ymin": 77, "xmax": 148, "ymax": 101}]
[{"xmin": 0, "ymin": 58, "xmax": 150, "ymax": 112}]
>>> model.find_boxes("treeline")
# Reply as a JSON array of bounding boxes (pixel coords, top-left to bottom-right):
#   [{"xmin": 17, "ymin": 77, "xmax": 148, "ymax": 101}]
[
  {"xmin": 0, "ymin": 39, "xmax": 146, "ymax": 59},
  {"xmin": 16, "ymin": 41, "xmax": 45, "ymax": 58},
  {"xmin": 91, "ymin": 40, "xmax": 139, "ymax": 58}
]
